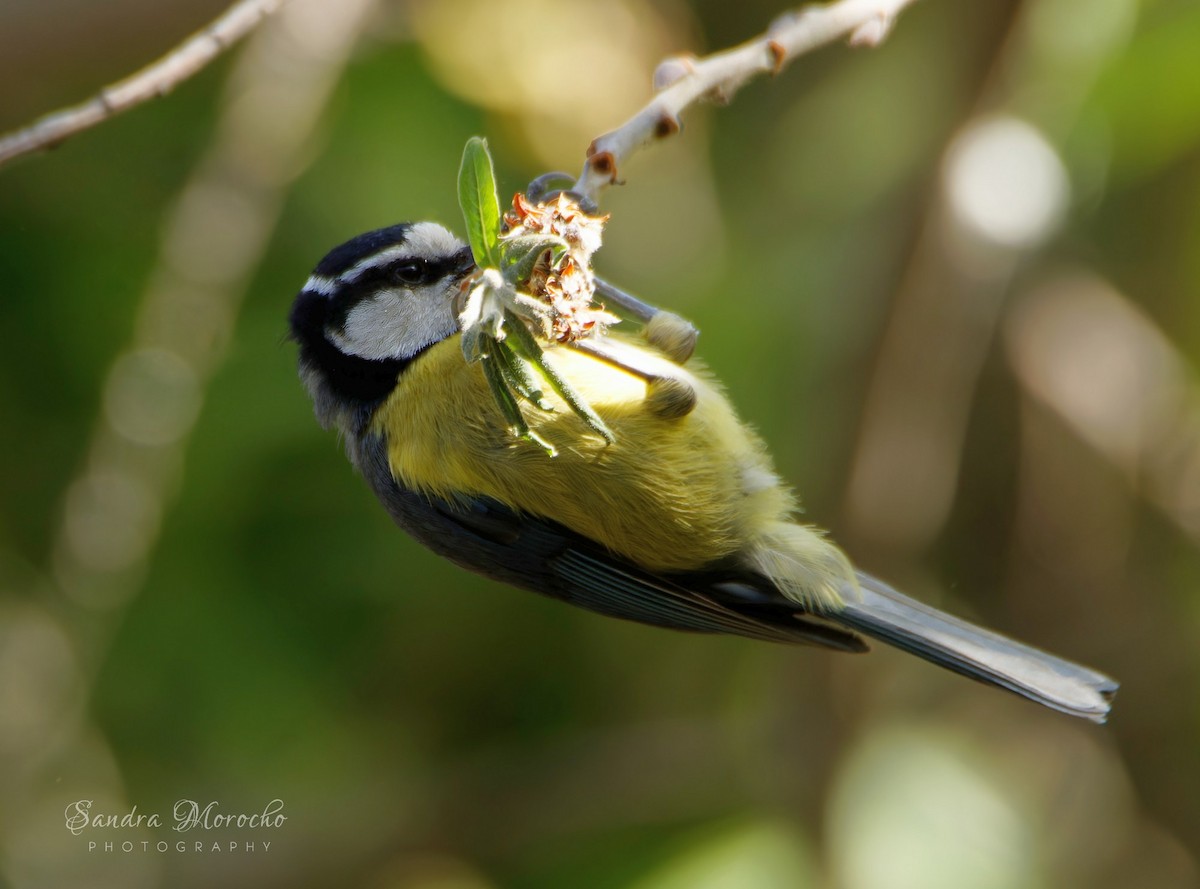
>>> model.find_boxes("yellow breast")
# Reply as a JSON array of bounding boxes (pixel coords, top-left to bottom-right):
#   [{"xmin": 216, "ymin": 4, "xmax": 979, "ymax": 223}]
[{"xmin": 372, "ymin": 335, "xmax": 794, "ymax": 573}]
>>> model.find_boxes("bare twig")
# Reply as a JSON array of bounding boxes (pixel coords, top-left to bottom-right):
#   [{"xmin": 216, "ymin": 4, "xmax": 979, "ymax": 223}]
[
  {"xmin": 573, "ymin": 0, "xmax": 920, "ymax": 201},
  {"xmin": 0, "ymin": 0, "xmax": 288, "ymax": 168}
]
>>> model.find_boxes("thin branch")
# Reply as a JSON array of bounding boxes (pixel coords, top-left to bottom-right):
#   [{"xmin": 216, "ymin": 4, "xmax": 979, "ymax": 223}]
[
  {"xmin": 0, "ymin": 0, "xmax": 288, "ymax": 168},
  {"xmin": 573, "ymin": 0, "xmax": 920, "ymax": 201}
]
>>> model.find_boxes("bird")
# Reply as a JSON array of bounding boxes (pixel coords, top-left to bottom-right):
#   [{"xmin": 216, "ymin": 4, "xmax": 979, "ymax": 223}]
[{"xmin": 289, "ymin": 220, "xmax": 1118, "ymax": 722}]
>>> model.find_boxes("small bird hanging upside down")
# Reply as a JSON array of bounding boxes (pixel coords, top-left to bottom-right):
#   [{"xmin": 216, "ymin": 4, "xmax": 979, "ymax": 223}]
[{"xmin": 289, "ymin": 221, "xmax": 1117, "ymax": 723}]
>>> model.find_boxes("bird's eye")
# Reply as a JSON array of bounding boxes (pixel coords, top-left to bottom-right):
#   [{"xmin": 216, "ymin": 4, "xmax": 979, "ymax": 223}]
[{"xmin": 391, "ymin": 258, "xmax": 430, "ymax": 285}]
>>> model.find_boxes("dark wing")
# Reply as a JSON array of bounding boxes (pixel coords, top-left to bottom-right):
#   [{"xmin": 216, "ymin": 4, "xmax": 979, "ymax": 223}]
[
  {"xmin": 354, "ymin": 433, "xmax": 865, "ymax": 651},
  {"xmin": 354, "ymin": 434, "xmax": 1118, "ymax": 720}
]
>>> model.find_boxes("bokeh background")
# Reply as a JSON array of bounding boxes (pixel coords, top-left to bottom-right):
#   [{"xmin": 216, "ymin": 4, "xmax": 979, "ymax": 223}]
[{"xmin": 1, "ymin": 0, "xmax": 1198, "ymax": 886}]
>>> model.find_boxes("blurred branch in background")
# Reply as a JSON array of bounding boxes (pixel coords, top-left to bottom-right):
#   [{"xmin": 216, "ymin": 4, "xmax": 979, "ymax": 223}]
[
  {"xmin": 1007, "ymin": 271, "xmax": 1200, "ymax": 546},
  {"xmin": 1004, "ymin": 270, "xmax": 1200, "ymax": 840},
  {"xmin": 841, "ymin": 0, "xmax": 1135, "ymax": 557},
  {"xmin": 0, "ymin": 0, "xmax": 375, "ymax": 886},
  {"xmin": 837, "ymin": 0, "xmax": 1200, "ymax": 856},
  {"xmin": 0, "ymin": 0, "xmax": 288, "ymax": 168}
]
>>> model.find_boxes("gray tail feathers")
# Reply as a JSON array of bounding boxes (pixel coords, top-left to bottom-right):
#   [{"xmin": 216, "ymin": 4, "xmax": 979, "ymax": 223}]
[{"xmin": 837, "ymin": 572, "xmax": 1118, "ymax": 723}]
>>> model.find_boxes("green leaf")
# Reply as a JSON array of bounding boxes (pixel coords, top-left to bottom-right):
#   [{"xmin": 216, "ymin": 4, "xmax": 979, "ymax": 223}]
[
  {"xmin": 500, "ymin": 234, "xmax": 568, "ymax": 284},
  {"xmin": 494, "ymin": 339, "xmax": 554, "ymax": 411},
  {"xmin": 481, "ymin": 346, "xmax": 556, "ymax": 456},
  {"xmin": 480, "ymin": 347, "xmax": 523, "ymax": 427},
  {"xmin": 458, "ymin": 137, "xmax": 502, "ymax": 267},
  {"xmin": 503, "ymin": 311, "xmax": 615, "ymax": 444},
  {"xmin": 458, "ymin": 281, "xmax": 486, "ymax": 362},
  {"xmin": 461, "ymin": 324, "xmax": 485, "ymax": 364}
]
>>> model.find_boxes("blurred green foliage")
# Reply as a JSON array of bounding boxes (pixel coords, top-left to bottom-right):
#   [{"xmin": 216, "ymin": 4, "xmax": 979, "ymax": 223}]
[{"xmin": 1, "ymin": 1, "xmax": 1199, "ymax": 887}]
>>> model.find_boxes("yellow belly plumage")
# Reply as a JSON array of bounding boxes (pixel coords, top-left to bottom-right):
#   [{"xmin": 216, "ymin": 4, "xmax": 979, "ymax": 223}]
[{"xmin": 373, "ymin": 334, "xmax": 854, "ymax": 608}]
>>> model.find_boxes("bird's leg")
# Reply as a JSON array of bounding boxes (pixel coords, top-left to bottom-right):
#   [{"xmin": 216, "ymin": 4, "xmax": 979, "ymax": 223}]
[
  {"xmin": 522, "ymin": 172, "xmax": 699, "ymax": 416},
  {"xmin": 568, "ymin": 335, "xmax": 697, "ymax": 420},
  {"xmin": 522, "ymin": 173, "xmax": 699, "ymax": 365},
  {"xmin": 594, "ymin": 277, "xmax": 698, "ymax": 365}
]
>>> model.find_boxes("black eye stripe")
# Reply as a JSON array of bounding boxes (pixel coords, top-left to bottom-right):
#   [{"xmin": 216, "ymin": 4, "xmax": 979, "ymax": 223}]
[
  {"xmin": 347, "ymin": 255, "xmax": 456, "ymax": 289},
  {"xmin": 390, "ymin": 257, "xmax": 437, "ymax": 285},
  {"xmin": 321, "ymin": 255, "xmax": 453, "ymax": 330}
]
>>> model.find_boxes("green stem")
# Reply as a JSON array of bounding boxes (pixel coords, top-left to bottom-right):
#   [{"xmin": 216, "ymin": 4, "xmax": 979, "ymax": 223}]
[
  {"xmin": 481, "ymin": 343, "xmax": 556, "ymax": 456},
  {"xmin": 495, "ymin": 339, "xmax": 553, "ymax": 411},
  {"xmin": 503, "ymin": 311, "xmax": 615, "ymax": 444}
]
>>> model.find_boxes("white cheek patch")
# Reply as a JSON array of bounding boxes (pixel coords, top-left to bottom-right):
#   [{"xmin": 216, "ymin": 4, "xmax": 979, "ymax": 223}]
[{"xmin": 328, "ymin": 286, "xmax": 458, "ymax": 361}]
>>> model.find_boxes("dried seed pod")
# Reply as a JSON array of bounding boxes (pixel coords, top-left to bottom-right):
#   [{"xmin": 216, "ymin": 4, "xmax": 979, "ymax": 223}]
[{"xmin": 500, "ymin": 192, "xmax": 616, "ymax": 345}]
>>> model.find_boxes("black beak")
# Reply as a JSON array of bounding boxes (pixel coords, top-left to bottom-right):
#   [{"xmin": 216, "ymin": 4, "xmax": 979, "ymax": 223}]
[{"xmin": 452, "ymin": 246, "xmax": 476, "ymax": 279}]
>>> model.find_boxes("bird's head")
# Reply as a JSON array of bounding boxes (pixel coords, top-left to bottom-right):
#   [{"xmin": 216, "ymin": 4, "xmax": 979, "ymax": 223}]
[{"xmin": 289, "ymin": 221, "xmax": 475, "ymax": 429}]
